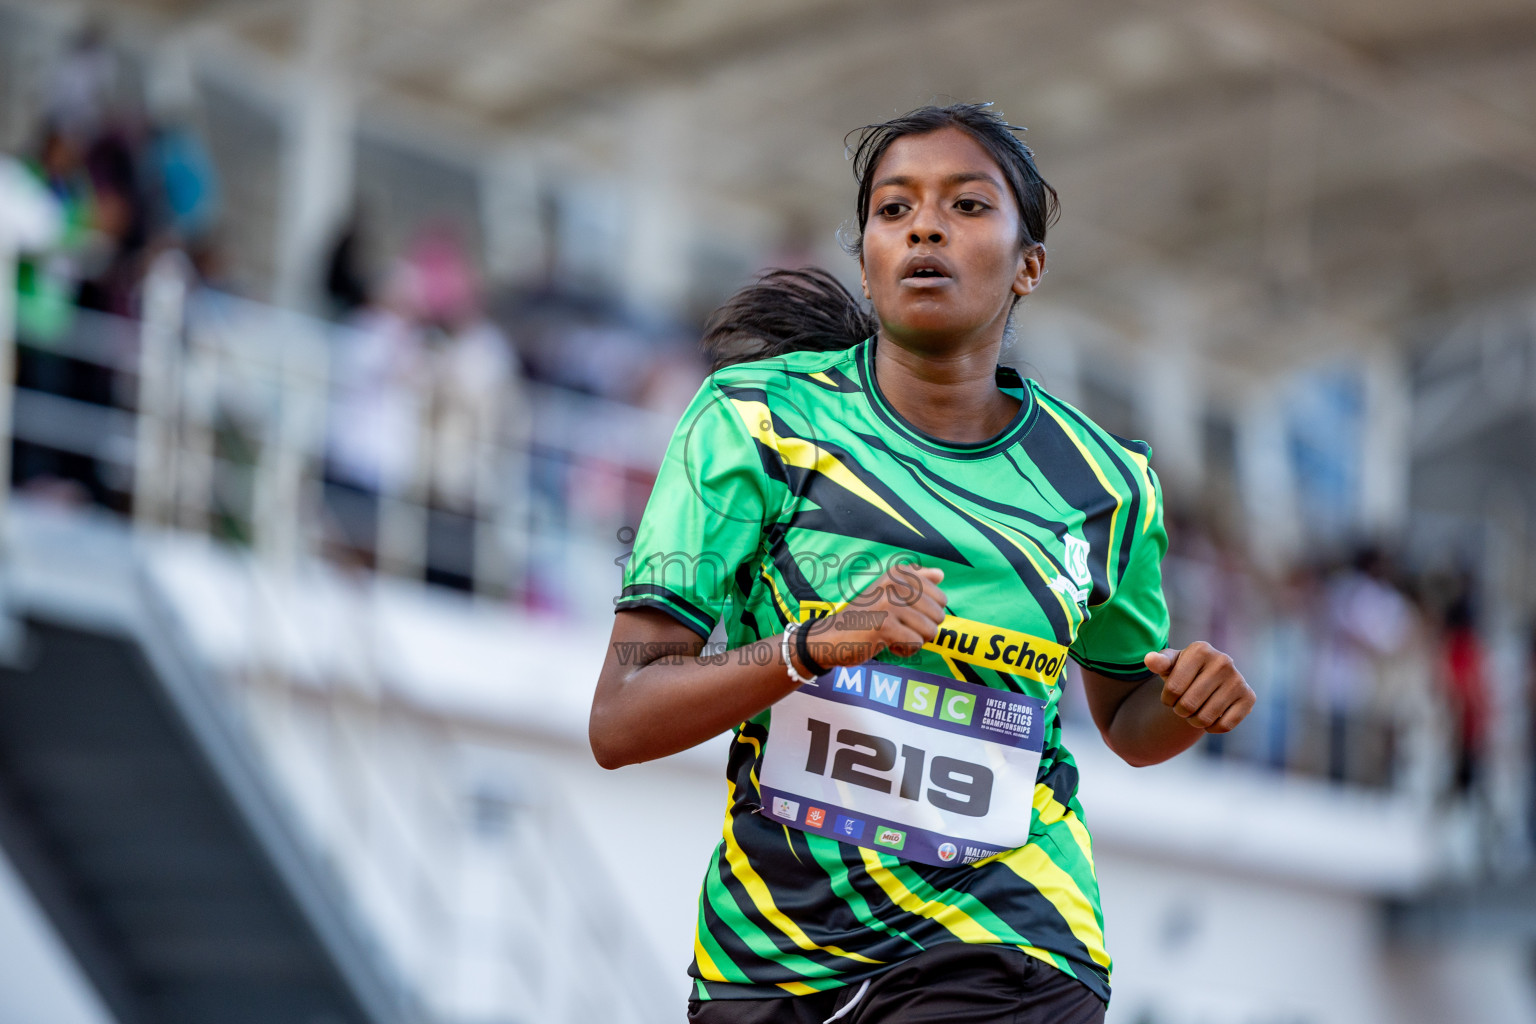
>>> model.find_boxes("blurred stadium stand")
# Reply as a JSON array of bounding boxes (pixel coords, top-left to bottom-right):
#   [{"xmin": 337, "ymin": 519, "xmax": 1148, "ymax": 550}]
[
  {"xmin": 0, "ymin": 1, "xmax": 1534, "ymax": 1022},
  {"xmin": 0, "ymin": 509, "xmax": 420, "ymax": 1024}
]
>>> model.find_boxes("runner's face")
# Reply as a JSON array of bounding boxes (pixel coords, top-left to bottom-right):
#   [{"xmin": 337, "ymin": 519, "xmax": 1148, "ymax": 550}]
[{"xmin": 859, "ymin": 128, "xmax": 1041, "ymax": 349}]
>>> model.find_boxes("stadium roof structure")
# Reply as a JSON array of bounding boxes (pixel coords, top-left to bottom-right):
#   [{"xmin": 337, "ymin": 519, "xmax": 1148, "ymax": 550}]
[{"xmin": 22, "ymin": 0, "xmax": 1536, "ymax": 368}]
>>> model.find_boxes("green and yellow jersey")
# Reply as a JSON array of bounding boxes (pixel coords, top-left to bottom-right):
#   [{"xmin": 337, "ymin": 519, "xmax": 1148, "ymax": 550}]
[{"xmin": 617, "ymin": 337, "xmax": 1169, "ymax": 1003}]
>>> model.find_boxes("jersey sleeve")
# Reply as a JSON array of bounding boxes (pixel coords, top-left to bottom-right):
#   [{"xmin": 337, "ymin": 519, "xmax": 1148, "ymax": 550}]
[
  {"xmin": 1068, "ymin": 463, "xmax": 1171, "ymax": 681},
  {"xmin": 615, "ymin": 378, "xmax": 772, "ymax": 638}
]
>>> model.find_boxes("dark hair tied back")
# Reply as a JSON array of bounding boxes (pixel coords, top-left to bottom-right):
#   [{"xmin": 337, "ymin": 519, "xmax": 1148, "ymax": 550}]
[
  {"xmin": 702, "ymin": 103, "xmax": 1057, "ymax": 371},
  {"xmin": 701, "ymin": 268, "xmax": 876, "ymax": 373}
]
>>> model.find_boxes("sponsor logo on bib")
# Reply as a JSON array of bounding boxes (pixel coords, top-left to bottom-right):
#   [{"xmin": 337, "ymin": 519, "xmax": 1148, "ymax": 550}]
[
  {"xmin": 875, "ymin": 827, "xmax": 906, "ymax": 850},
  {"xmin": 771, "ymin": 797, "xmax": 799, "ymax": 821},
  {"xmin": 835, "ymin": 815, "xmax": 865, "ymax": 840},
  {"xmin": 937, "ymin": 842, "xmax": 959, "ymax": 862},
  {"xmin": 806, "ymin": 807, "xmax": 826, "ymax": 828}
]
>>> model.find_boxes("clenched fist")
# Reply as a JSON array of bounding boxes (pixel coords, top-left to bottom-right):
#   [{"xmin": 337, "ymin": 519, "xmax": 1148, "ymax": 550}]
[
  {"xmin": 1145, "ymin": 641, "xmax": 1254, "ymax": 734},
  {"xmin": 801, "ymin": 564, "xmax": 948, "ymax": 670}
]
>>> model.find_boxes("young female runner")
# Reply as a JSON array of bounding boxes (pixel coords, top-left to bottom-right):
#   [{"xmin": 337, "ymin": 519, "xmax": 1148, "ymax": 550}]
[{"xmin": 590, "ymin": 103, "xmax": 1253, "ymax": 1024}]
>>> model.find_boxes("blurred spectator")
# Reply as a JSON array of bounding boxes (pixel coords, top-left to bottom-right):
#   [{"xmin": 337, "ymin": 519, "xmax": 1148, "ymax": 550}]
[
  {"xmin": 1311, "ymin": 547, "xmax": 1415, "ymax": 786},
  {"xmin": 15, "ymin": 122, "xmax": 93, "ymax": 343},
  {"xmin": 321, "ymin": 223, "xmax": 523, "ymax": 590},
  {"xmin": 0, "ymin": 155, "xmax": 64, "ymax": 248},
  {"xmin": 10, "ymin": 21, "xmax": 223, "ymax": 510},
  {"xmin": 43, "ymin": 24, "xmax": 118, "ymax": 143},
  {"xmin": 424, "ymin": 309, "xmax": 517, "ymax": 516},
  {"xmin": 148, "ymin": 113, "xmax": 221, "ymax": 243},
  {"xmin": 324, "ymin": 211, "xmax": 373, "ymax": 318},
  {"xmin": 325, "ymin": 277, "xmax": 427, "ymax": 562},
  {"xmin": 1243, "ymin": 565, "xmax": 1315, "ymax": 772},
  {"xmin": 76, "ymin": 126, "xmax": 149, "ymax": 316},
  {"xmin": 1441, "ymin": 592, "xmax": 1490, "ymax": 797}
]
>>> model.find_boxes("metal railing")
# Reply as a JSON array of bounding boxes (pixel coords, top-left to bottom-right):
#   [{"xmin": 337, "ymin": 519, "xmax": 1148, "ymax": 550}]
[{"xmin": 8, "ymin": 251, "xmax": 676, "ymax": 618}]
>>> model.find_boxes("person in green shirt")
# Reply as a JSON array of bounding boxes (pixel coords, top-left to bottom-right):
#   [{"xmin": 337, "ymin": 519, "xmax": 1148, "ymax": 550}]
[{"xmin": 590, "ymin": 103, "xmax": 1253, "ymax": 1024}]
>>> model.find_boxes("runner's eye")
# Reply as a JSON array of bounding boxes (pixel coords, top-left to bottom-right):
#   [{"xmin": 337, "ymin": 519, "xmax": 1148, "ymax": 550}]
[
  {"xmin": 954, "ymin": 198, "xmax": 989, "ymax": 214},
  {"xmin": 876, "ymin": 201, "xmax": 908, "ymax": 219}
]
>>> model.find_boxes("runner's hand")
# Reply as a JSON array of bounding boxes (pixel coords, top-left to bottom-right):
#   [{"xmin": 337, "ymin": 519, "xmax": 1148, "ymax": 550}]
[
  {"xmin": 1144, "ymin": 641, "xmax": 1254, "ymax": 734},
  {"xmin": 804, "ymin": 564, "xmax": 947, "ymax": 669}
]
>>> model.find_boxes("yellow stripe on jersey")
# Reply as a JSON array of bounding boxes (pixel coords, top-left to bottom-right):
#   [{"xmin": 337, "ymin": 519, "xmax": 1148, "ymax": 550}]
[
  {"xmin": 759, "ymin": 564, "xmax": 796, "ymax": 624},
  {"xmin": 809, "ymin": 371, "xmax": 838, "ymax": 387},
  {"xmin": 857, "ymin": 846, "xmax": 1005, "ymax": 944},
  {"xmin": 721, "ymin": 782, "xmax": 885, "ymax": 966},
  {"xmin": 1016, "ymin": 944, "xmax": 1068, "ymax": 971},
  {"xmin": 694, "ymin": 933, "xmax": 728, "ymax": 983},
  {"xmin": 736, "ymin": 730, "xmax": 764, "ymax": 791},
  {"xmin": 777, "ymin": 980, "xmax": 822, "ymax": 996},
  {"xmin": 1038, "ymin": 403, "xmax": 1125, "ymax": 597},
  {"xmin": 1034, "ymin": 783, "xmax": 1097, "ymax": 872},
  {"xmin": 996, "ymin": 843, "xmax": 1111, "ymax": 969},
  {"xmin": 730, "ymin": 398, "xmax": 923, "ymax": 536},
  {"xmin": 736, "ymin": 731, "xmax": 762, "ymax": 759},
  {"xmin": 1124, "ymin": 447, "xmax": 1158, "ymax": 535}
]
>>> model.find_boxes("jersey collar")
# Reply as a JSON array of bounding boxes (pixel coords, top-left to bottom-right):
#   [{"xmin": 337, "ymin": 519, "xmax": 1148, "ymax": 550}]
[{"xmin": 855, "ymin": 337, "xmax": 1038, "ymax": 461}]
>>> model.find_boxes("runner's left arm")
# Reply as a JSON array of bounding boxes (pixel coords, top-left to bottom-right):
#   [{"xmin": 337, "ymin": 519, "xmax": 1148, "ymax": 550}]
[
  {"xmin": 1066, "ymin": 458, "xmax": 1253, "ymax": 765},
  {"xmin": 1080, "ymin": 645, "xmax": 1254, "ymax": 767}
]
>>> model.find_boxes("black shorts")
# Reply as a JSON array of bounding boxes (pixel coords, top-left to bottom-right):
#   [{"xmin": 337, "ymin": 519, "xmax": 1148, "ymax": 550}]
[{"xmin": 686, "ymin": 944, "xmax": 1106, "ymax": 1024}]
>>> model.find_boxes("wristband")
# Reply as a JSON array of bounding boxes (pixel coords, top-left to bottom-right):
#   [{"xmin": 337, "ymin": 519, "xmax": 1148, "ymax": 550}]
[
  {"xmin": 781, "ymin": 622, "xmax": 817, "ymax": 686},
  {"xmin": 795, "ymin": 616, "xmax": 830, "ymax": 678}
]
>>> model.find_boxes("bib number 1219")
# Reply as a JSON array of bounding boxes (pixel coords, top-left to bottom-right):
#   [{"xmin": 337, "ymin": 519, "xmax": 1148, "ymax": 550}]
[{"xmin": 803, "ymin": 718, "xmax": 993, "ymax": 817}]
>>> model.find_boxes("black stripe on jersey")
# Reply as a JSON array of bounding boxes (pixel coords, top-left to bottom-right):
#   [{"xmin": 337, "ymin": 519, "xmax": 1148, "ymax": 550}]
[
  {"xmin": 1017, "ymin": 406, "xmax": 1119, "ymax": 607},
  {"xmin": 734, "ymin": 560, "xmax": 757, "ymax": 598},
  {"xmin": 1003, "ymin": 448, "xmax": 1066, "ymax": 513},
  {"xmin": 1038, "ymin": 758, "xmax": 1080, "ymax": 810},
  {"xmin": 713, "ymin": 833, "xmax": 851, "ymax": 974},
  {"xmin": 616, "ymin": 584, "xmax": 715, "ymax": 637},
  {"xmin": 697, "ymin": 882, "xmax": 767, "ymax": 980},
  {"xmin": 1108, "ymin": 431, "xmax": 1151, "ymax": 458},
  {"xmin": 960, "ymin": 869, "xmax": 1096, "ymax": 982},
  {"xmin": 764, "ymin": 522, "xmax": 832, "ymax": 607},
  {"xmin": 853, "ymin": 431, "xmax": 1068, "ymax": 542},
  {"xmin": 786, "ymin": 367, "xmax": 864, "ymax": 393},
  {"xmin": 853, "ymin": 446, "xmax": 1071, "ymax": 643},
  {"xmin": 953, "ymin": 659, "xmax": 987, "ymax": 686},
  {"xmin": 1069, "ymin": 652, "xmax": 1153, "ymax": 681},
  {"xmin": 712, "ymin": 384, "xmax": 792, "ymax": 487},
  {"xmin": 1050, "ymin": 401, "xmax": 1145, "ymax": 592},
  {"xmin": 852, "ymin": 436, "xmax": 1074, "ymax": 638},
  {"xmin": 727, "ymin": 404, "xmax": 972, "ymax": 567},
  {"xmin": 826, "ymin": 841, "xmax": 946, "ymax": 946}
]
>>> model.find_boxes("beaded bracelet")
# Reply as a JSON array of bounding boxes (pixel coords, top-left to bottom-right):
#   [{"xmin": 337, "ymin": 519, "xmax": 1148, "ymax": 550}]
[{"xmin": 781, "ymin": 621, "xmax": 817, "ymax": 685}]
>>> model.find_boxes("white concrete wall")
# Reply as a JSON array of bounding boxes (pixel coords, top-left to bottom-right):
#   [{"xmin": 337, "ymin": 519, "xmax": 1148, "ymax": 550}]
[{"xmin": 0, "ymin": 844, "xmax": 115, "ymax": 1024}]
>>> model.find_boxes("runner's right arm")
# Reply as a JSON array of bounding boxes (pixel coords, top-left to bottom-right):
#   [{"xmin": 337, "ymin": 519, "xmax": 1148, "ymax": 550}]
[{"xmin": 588, "ymin": 566, "xmax": 946, "ymax": 769}]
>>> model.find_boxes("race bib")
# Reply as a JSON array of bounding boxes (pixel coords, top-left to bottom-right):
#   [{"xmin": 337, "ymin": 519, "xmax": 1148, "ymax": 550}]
[{"xmin": 758, "ymin": 660, "xmax": 1048, "ymax": 867}]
